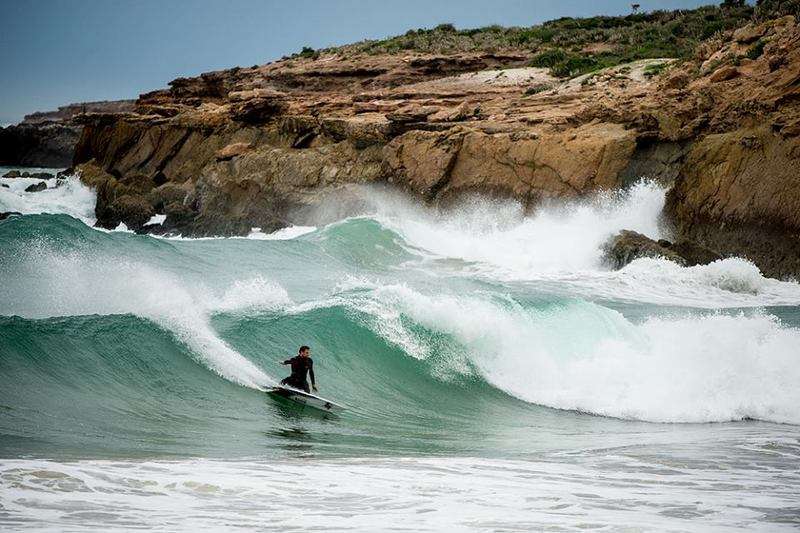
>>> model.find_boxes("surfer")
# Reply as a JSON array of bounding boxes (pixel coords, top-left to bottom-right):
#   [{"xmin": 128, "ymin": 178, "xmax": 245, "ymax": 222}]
[{"xmin": 279, "ymin": 345, "xmax": 317, "ymax": 393}]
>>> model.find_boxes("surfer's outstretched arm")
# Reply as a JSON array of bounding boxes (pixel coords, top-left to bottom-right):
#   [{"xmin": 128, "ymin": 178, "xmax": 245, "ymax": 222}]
[{"xmin": 309, "ymin": 360, "xmax": 317, "ymax": 391}]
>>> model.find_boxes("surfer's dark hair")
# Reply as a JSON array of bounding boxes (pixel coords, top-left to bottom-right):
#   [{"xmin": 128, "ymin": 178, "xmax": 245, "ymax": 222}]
[{"xmin": 299, "ymin": 345, "xmax": 310, "ymax": 353}]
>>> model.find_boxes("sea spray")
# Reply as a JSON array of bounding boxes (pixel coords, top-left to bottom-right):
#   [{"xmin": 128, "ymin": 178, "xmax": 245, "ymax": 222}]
[
  {"xmin": 338, "ymin": 180, "xmax": 668, "ymax": 275},
  {"xmin": 0, "ymin": 174, "xmax": 96, "ymax": 224}
]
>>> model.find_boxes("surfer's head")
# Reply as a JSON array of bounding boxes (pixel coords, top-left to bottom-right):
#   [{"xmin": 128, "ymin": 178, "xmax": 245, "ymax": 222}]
[{"xmin": 299, "ymin": 345, "xmax": 311, "ymax": 357}]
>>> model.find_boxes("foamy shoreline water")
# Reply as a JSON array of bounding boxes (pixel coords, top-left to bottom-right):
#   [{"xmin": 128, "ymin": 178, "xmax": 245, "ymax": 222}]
[{"xmin": 3, "ymin": 444, "xmax": 799, "ymax": 532}]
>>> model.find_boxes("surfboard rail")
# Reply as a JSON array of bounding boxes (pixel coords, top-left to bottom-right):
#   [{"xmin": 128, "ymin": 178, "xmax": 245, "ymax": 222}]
[{"xmin": 267, "ymin": 386, "xmax": 345, "ymax": 413}]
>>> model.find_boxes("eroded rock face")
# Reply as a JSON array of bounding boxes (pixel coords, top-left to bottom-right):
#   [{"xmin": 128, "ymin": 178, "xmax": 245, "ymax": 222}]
[
  {"xmin": 385, "ymin": 123, "xmax": 637, "ymax": 203},
  {"xmin": 68, "ymin": 16, "xmax": 800, "ymax": 276},
  {"xmin": 666, "ymin": 127, "xmax": 800, "ymax": 278}
]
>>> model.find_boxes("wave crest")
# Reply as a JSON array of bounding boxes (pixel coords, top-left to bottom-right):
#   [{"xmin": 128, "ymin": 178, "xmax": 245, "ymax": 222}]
[{"xmin": 337, "ymin": 283, "xmax": 800, "ymax": 424}]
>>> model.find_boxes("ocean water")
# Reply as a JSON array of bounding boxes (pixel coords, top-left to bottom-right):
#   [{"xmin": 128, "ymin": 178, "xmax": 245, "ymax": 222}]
[{"xmin": 1, "ymin": 168, "xmax": 799, "ymax": 531}]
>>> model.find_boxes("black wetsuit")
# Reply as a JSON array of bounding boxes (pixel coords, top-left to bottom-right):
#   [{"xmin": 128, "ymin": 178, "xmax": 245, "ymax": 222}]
[{"xmin": 280, "ymin": 356, "xmax": 315, "ymax": 393}]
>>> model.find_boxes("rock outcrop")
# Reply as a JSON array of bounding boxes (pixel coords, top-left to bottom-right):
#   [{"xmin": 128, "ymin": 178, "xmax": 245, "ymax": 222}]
[
  {"xmin": 666, "ymin": 127, "xmax": 800, "ymax": 278},
  {"xmin": 0, "ymin": 123, "xmax": 81, "ymax": 167},
  {"xmin": 72, "ymin": 55, "xmax": 673, "ymax": 235},
  {"xmin": 0, "ymin": 100, "xmax": 135, "ymax": 167},
  {"xmin": 24, "ymin": 182, "xmax": 47, "ymax": 193},
  {"xmin": 603, "ymin": 230, "xmax": 723, "ymax": 269},
  {"xmin": 66, "ymin": 14, "xmax": 800, "ymax": 277},
  {"xmin": 662, "ymin": 16, "xmax": 800, "ymax": 278},
  {"xmin": 22, "ymin": 100, "xmax": 135, "ymax": 124}
]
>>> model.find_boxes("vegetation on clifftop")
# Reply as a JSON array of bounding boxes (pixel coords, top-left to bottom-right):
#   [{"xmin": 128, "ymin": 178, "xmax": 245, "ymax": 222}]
[
  {"xmin": 332, "ymin": 4, "xmax": 750, "ymax": 52},
  {"xmin": 296, "ymin": 2, "xmax": 792, "ymax": 78}
]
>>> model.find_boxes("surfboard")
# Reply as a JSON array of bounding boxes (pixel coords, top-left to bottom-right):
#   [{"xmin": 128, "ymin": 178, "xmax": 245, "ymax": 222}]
[{"xmin": 267, "ymin": 386, "xmax": 345, "ymax": 413}]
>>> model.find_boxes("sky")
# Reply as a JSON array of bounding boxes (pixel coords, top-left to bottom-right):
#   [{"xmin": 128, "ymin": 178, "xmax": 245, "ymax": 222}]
[{"xmin": 1, "ymin": 0, "xmax": 717, "ymax": 124}]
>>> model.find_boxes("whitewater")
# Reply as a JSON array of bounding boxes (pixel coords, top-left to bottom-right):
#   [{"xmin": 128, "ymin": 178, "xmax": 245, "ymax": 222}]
[{"xmin": 1, "ymin": 168, "xmax": 799, "ymax": 531}]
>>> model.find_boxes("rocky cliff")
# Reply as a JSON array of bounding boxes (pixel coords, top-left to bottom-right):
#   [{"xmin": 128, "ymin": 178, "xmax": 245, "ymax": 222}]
[
  {"xmin": 72, "ymin": 11, "xmax": 800, "ymax": 278},
  {"xmin": 0, "ymin": 122, "xmax": 81, "ymax": 167},
  {"xmin": 0, "ymin": 100, "xmax": 135, "ymax": 167}
]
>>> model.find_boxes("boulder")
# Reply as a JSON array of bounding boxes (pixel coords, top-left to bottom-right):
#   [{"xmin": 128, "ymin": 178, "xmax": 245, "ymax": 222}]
[
  {"xmin": 732, "ymin": 24, "xmax": 765, "ymax": 44},
  {"xmin": 668, "ymin": 240, "xmax": 724, "ymax": 266},
  {"xmin": 602, "ymin": 230, "xmax": 722, "ymax": 269},
  {"xmin": 216, "ymin": 142, "xmax": 252, "ymax": 161},
  {"xmin": 603, "ymin": 230, "xmax": 687, "ymax": 268},
  {"xmin": 709, "ymin": 66, "xmax": 740, "ymax": 83},
  {"xmin": 108, "ymin": 194, "xmax": 155, "ymax": 232},
  {"xmin": 24, "ymin": 181, "xmax": 47, "ymax": 193},
  {"xmin": 29, "ymin": 172, "xmax": 55, "ymax": 180},
  {"xmin": 148, "ymin": 182, "xmax": 189, "ymax": 211},
  {"xmin": 1, "ymin": 184, "xmax": 9, "ymax": 188},
  {"xmin": 3, "ymin": 170, "xmax": 21, "ymax": 178},
  {"xmin": 162, "ymin": 201, "xmax": 198, "ymax": 233},
  {"xmin": 429, "ymin": 102, "xmax": 474, "ymax": 123}
]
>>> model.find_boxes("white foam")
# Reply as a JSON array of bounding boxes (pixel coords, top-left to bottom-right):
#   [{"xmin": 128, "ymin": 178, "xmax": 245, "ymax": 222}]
[
  {"xmin": 343, "ymin": 180, "xmax": 665, "ymax": 274},
  {"xmin": 0, "ymin": 245, "xmax": 291, "ymax": 389},
  {"xmin": 4, "ymin": 453, "xmax": 797, "ymax": 532},
  {"xmin": 145, "ymin": 213, "xmax": 167, "ymax": 226},
  {"xmin": 111, "ymin": 221, "xmax": 134, "ymax": 233},
  {"xmin": 343, "ymin": 283, "xmax": 800, "ymax": 424},
  {"xmin": 542, "ymin": 256, "xmax": 800, "ymax": 308},
  {"xmin": 246, "ymin": 225, "xmax": 317, "ymax": 240},
  {"xmin": 0, "ymin": 174, "xmax": 96, "ymax": 224},
  {"xmin": 147, "ymin": 224, "xmax": 317, "ymax": 241}
]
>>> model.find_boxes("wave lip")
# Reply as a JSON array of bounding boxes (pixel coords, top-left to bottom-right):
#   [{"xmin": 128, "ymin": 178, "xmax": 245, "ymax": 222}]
[{"xmin": 0, "ymin": 243, "xmax": 292, "ymax": 389}]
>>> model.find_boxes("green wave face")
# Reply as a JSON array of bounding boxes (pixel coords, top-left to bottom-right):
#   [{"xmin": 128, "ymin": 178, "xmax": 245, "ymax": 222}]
[
  {"xmin": 0, "ymin": 214, "xmax": 560, "ymax": 459},
  {"xmin": 2, "ymin": 187, "xmax": 800, "ymax": 460}
]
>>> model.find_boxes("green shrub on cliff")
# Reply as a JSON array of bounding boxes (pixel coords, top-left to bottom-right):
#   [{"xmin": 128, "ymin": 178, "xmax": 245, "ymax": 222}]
[
  {"xmin": 529, "ymin": 49, "xmax": 568, "ymax": 68},
  {"xmin": 643, "ymin": 61, "xmax": 669, "ymax": 77},
  {"xmin": 332, "ymin": 4, "xmax": 753, "ymax": 56},
  {"xmin": 297, "ymin": 46, "xmax": 320, "ymax": 60},
  {"xmin": 754, "ymin": 0, "xmax": 800, "ymax": 20},
  {"xmin": 326, "ymin": 3, "xmax": 755, "ymax": 78},
  {"xmin": 746, "ymin": 38, "xmax": 767, "ymax": 59}
]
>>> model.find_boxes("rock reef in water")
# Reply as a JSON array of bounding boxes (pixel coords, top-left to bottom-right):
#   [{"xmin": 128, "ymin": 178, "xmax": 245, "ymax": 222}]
[
  {"xmin": 603, "ymin": 230, "xmax": 723, "ymax": 269},
  {"xmin": 56, "ymin": 12, "xmax": 800, "ymax": 278},
  {"xmin": 23, "ymin": 181, "xmax": 48, "ymax": 193}
]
